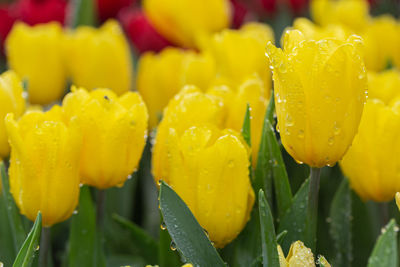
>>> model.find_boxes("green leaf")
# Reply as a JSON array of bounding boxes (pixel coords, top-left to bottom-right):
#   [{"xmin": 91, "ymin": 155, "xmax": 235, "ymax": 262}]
[
  {"xmin": 258, "ymin": 190, "xmax": 279, "ymax": 267},
  {"xmin": 13, "ymin": 212, "xmax": 42, "ymax": 267},
  {"xmin": 276, "ymin": 230, "xmax": 288, "ymax": 245},
  {"xmin": 367, "ymin": 219, "xmax": 398, "ymax": 267},
  {"xmin": 255, "ymin": 117, "xmax": 292, "ymax": 217},
  {"xmin": 317, "ymin": 255, "xmax": 331, "ymax": 267},
  {"xmin": 241, "ymin": 104, "xmax": 251, "ymax": 147},
  {"xmin": 278, "ymin": 178, "xmax": 309, "ymax": 253},
  {"xmin": 158, "ymin": 225, "xmax": 182, "ymax": 267},
  {"xmin": 68, "ymin": 186, "xmax": 105, "ymax": 267},
  {"xmin": 329, "ymin": 178, "xmax": 352, "ymax": 267},
  {"xmin": 159, "ymin": 181, "xmax": 226, "ymax": 267},
  {"xmin": 1, "ymin": 162, "xmax": 26, "ymax": 253},
  {"xmin": 68, "ymin": 0, "xmax": 97, "ymax": 28},
  {"xmin": 112, "ymin": 214, "xmax": 158, "ymax": 264}
]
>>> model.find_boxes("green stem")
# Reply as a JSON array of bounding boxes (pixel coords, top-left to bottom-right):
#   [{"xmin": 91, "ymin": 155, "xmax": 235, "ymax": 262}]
[
  {"xmin": 39, "ymin": 227, "xmax": 51, "ymax": 267},
  {"xmin": 306, "ymin": 167, "xmax": 321, "ymax": 252},
  {"xmin": 379, "ymin": 202, "xmax": 389, "ymax": 228},
  {"xmin": 96, "ymin": 190, "xmax": 106, "ymax": 229}
]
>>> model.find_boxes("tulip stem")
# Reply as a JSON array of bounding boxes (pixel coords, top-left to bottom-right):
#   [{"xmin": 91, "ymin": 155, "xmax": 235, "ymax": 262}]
[
  {"xmin": 96, "ymin": 190, "xmax": 106, "ymax": 228},
  {"xmin": 306, "ymin": 167, "xmax": 321, "ymax": 252},
  {"xmin": 39, "ymin": 227, "xmax": 51, "ymax": 267}
]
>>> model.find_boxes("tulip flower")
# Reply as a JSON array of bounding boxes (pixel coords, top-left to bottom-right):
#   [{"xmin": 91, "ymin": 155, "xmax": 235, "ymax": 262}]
[
  {"xmin": 201, "ymin": 22, "xmax": 274, "ymax": 89},
  {"xmin": 14, "ymin": 0, "xmax": 66, "ymax": 26},
  {"xmin": 368, "ymin": 69, "xmax": 400, "ymax": 105},
  {"xmin": 62, "ymin": 87, "xmax": 148, "ymax": 189},
  {"xmin": 137, "ymin": 48, "xmax": 216, "ymax": 128},
  {"xmin": 311, "ymin": 0, "xmax": 369, "ymax": 31},
  {"xmin": 6, "ymin": 22, "xmax": 66, "ymax": 105},
  {"xmin": 118, "ymin": 8, "xmax": 172, "ymax": 53},
  {"xmin": 152, "ymin": 87, "xmax": 254, "ymax": 247},
  {"xmin": 5, "ymin": 106, "xmax": 81, "ymax": 226},
  {"xmin": 361, "ymin": 16, "xmax": 399, "ymax": 71},
  {"xmin": 209, "ymin": 75, "xmax": 270, "ymax": 166},
  {"xmin": 64, "ymin": 20, "xmax": 133, "ymax": 95},
  {"xmin": 266, "ymin": 30, "xmax": 367, "ymax": 167},
  {"xmin": 290, "ymin": 18, "xmax": 351, "ymax": 42},
  {"xmin": 230, "ymin": 0, "xmax": 249, "ymax": 28},
  {"xmin": 97, "ymin": 0, "xmax": 133, "ymax": 22},
  {"xmin": 143, "ymin": 0, "xmax": 231, "ymax": 48},
  {"xmin": 340, "ymin": 98, "xmax": 400, "ymax": 202},
  {"xmin": 278, "ymin": 241, "xmax": 328, "ymax": 266},
  {"xmin": 0, "ymin": 71, "xmax": 25, "ymax": 159}
]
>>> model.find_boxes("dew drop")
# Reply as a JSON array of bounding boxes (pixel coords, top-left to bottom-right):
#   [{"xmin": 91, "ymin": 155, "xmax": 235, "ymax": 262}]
[
  {"xmin": 170, "ymin": 241, "xmax": 177, "ymax": 251},
  {"xmin": 127, "ymin": 174, "xmax": 132, "ymax": 180},
  {"xmin": 328, "ymin": 137, "xmax": 334, "ymax": 146},
  {"xmin": 298, "ymin": 130, "xmax": 304, "ymax": 139},
  {"xmin": 160, "ymin": 222, "xmax": 167, "ymax": 230},
  {"xmin": 73, "ymin": 210, "xmax": 78, "ymax": 214},
  {"xmin": 35, "ymin": 245, "xmax": 40, "ymax": 251},
  {"xmin": 228, "ymin": 160, "xmax": 235, "ymax": 168}
]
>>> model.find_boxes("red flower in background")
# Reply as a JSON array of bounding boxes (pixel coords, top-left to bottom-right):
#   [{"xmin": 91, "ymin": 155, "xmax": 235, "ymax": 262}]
[
  {"xmin": 14, "ymin": 0, "xmax": 67, "ymax": 25},
  {"xmin": 230, "ymin": 0, "xmax": 249, "ymax": 28},
  {"xmin": 97, "ymin": 0, "xmax": 134, "ymax": 21},
  {"xmin": 0, "ymin": 5, "xmax": 16, "ymax": 46},
  {"xmin": 119, "ymin": 8, "xmax": 172, "ymax": 54}
]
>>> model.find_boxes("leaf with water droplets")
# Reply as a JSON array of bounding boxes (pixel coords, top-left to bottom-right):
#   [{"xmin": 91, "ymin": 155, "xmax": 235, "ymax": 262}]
[
  {"xmin": 278, "ymin": 178, "xmax": 309, "ymax": 253},
  {"xmin": 112, "ymin": 214, "xmax": 158, "ymax": 264},
  {"xmin": 258, "ymin": 190, "xmax": 279, "ymax": 267},
  {"xmin": 12, "ymin": 212, "xmax": 42, "ymax": 267},
  {"xmin": 329, "ymin": 178, "xmax": 352, "ymax": 267},
  {"xmin": 68, "ymin": 186, "xmax": 105, "ymax": 267},
  {"xmin": 367, "ymin": 219, "xmax": 398, "ymax": 267},
  {"xmin": 159, "ymin": 181, "xmax": 226, "ymax": 267},
  {"xmin": 241, "ymin": 104, "xmax": 251, "ymax": 147},
  {"xmin": 255, "ymin": 111, "xmax": 292, "ymax": 217},
  {"xmin": 0, "ymin": 162, "xmax": 26, "ymax": 254}
]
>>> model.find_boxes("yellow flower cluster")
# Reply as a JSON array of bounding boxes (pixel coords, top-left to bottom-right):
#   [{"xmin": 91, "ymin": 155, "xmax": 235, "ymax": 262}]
[
  {"xmin": 6, "ymin": 20, "xmax": 132, "ymax": 105},
  {"xmin": 278, "ymin": 241, "xmax": 331, "ymax": 267},
  {"xmin": 4, "ymin": 84, "xmax": 148, "ymax": 226}
]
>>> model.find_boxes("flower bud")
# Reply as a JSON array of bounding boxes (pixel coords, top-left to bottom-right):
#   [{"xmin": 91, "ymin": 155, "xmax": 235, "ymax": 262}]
[
  {"xmin": 0, "ymin": 70, "xmax": 25, "ymax": 159},
  {"xmin": 143, "ymin": 0, "xmax": 231, "ymax": 47},
  {"xmin": 64, "ymin": 20, "xmax": 133, "ymax": 95},
  {"xmin": 5, "ymin": 106, "xmax": 81, "ymax": 226},
  {"xmin": 266, "ymin": 30, "xmax": 367, "ymax": 167},
  {"xmin": 62, "ymin": 87, "xmax": 148, "ymax": 189},
  {"xmin": 6, "ymin": 22, "xmax": 66, "ymax": 104}
]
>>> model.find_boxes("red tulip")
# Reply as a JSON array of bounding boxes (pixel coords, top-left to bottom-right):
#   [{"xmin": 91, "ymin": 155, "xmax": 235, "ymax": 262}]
[
  {"xmin": 0, "ymin": 5, "xmax": 16, "ymax": 47},
  {"xmin": 97, "ymin": 0, "xmax": 133, "ymax": 22},
  {"xmin": 119, "ymin": 8, "xmax": 172, "ymax": 54},
  {"xmin": 14, "ymin": 0, "xmax": 67, "ymax": 26},
  {"xmin": 230, "ymin": 0, "xmax": 249, "ymax": 28}
]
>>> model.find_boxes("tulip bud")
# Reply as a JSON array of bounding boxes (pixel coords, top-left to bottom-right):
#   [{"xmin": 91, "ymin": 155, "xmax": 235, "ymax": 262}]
[
  {"xmin": 97, "ymin": 0, "xmax": 132, "ymax": 22},
  {"xmin": 361, "ymin": 16, "xmax": 399, "ymax": 71},
  {"xmin": 5, "ymin": 106, "xmax": 81, "ymax": 226},
  {"xmin": 62, "ymin": 87, "xmax": 148, "ymax": 189},
  {"xmin": 152, "ymin": 85, "xmax": 254, "ymax": 247},
  {"xmin": 137, "ymin": 48, "xmax": 216, "ymax": 128},
  {"xmin": 340, "ymin": 99, "xmax": 400, "ymax": 202},
  {"xmin": 6, "ymin": 22, "xmax": 66, "ymax": 105},
  {"xmin": 278, "ymin": 241, "xmax": 321, "ymax": 266},
  {"xmin": 118, "ymin": 8, "xmax": 172, "ymax": 53},
  {"xmin": 201, "ymin": 22, "xmax": 274, "ymax": 89},
  {"xmin": 266, "ymin": 30, "xmax": 367, "ymax": 167},
  {"xmin": 64, "ymin": 20, "xmax": 133, "ymax": 95},
  {"xmin": 311, "ymin": 0, "xmax": 369, "ymax": 31},
  {"xmin": 368, "ymin": 69, "xmax": 400, "ymax": 105},
  {"xmin": 143, "ymin": 0, "xmax": 231, "ymax": 48},
  {"xmin": 14, "ymin": 0, "xmax": 66, "ymax": 26},
  {"xmin": 290, "ymin": 18, "xmax": 351, "ymax": 42},
  {"xmin": 0, "ymin": 71, "xmax": 25, "ymax": 159}
]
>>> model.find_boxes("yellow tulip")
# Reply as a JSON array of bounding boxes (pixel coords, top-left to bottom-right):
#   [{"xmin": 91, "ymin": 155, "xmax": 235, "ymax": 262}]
[
  {"xmin": 0, "ymin": 71, "xmax": 25, "ymax": 159},
  {"xmin": 152, "ymin": 86, "xmax": 254, "ymax": 248},
  {"xmin": 5, "ymin": 106, "xmax": 81, "ymax": 226},
  {"xmin": 202, "ymin": 22, "xmax": 274, "ymax": 89},
  {"xmin": 6, "ymin": 22, "xmax": 66, "ymax": 105},
  {"xmin": 311, "ymin": 0, "xmax": 369, "ymax": 31},
  {"xmin": 341, "ymin": 99, "xmax": 400, "ymax": 202},
  {"xmin": 361, "ymin": 16, "xmax": 399, "ymax": 71},
  {"xmin": 266, "ymin": 30, "xmax": 367, "ymax": 167},
  {"xmin": 208, "ymin": 75, "xmax": 270, "ymax": 166},
  {"xmin": 143, "ymin": 0, "xmax": 231, "ymax": 47},
  {"xmin": 64, "ymin": 20, "xmax": 133, "ymax": 95},
  {"xmin": 368, "ymin": 69, "xmax": 400, "ymax": 105},
  {"xmin": 62, "ymin": 87, "xmax": 148, "ymax": 189},
  {"xmin": 137, "ymin": 48, "xmax": 216, "ymax": 128},
  {"xmin": 278, "ymin": 241, "xmax": 324, "ymax": 267},
  {"xmin": 290, "ymin": 18, "xmax": 351, "ymax": 42}
]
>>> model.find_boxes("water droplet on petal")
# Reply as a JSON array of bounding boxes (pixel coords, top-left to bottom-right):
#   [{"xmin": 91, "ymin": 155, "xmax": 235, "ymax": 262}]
[{"xmin": 170, "ymin": 241, "xmax": 177, "ymax": 251}]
